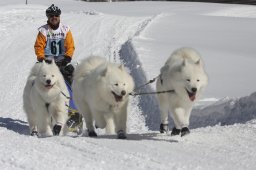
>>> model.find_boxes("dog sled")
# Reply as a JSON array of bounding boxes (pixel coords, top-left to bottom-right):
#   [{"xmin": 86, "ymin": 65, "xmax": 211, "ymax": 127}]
[
  {"xmin": 64, "ymin": 80, "xmax": 83, "ymax": 135},
  {"xmin": 57, "ymin": 61, "xmax": 84, "ymax": 135}
]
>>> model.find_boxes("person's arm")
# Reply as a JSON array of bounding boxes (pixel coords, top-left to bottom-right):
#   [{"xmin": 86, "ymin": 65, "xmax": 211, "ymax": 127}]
[
  {"xmin": 64, "ymin": 30, "xmax": 75, "ymax": 59},
  {"xmin": 34, "ymin": 32, "xmax": 46, "ymax": 61}
]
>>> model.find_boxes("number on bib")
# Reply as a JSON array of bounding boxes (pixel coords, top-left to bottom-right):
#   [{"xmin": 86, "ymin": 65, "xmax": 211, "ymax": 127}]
[{"xmin": 50, "ymin": 41, "xmax": 62, "ymax": 55}]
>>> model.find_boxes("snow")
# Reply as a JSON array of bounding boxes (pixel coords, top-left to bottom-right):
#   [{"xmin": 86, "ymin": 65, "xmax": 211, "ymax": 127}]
[{"xmin": 1, "ymin": 0, "xmax": 256, "ymax": 169}]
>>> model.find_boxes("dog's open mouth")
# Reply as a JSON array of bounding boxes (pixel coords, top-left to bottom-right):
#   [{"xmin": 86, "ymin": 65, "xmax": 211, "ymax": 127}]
[
  {"xmin": 112, "ymin": 91, "xmax": 123, "ymax": 102},
  {"xmin": 45, "ymin": 84, "xmax": 54, "ymax": 89},
  {"xmin": 186, "ymin": 89, "xmax": 196, "ymax": 101}
]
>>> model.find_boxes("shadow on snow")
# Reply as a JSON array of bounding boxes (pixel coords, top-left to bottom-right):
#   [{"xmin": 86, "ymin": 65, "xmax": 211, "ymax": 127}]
[
  {"xmin": 0, "ymin": 117, "xmax": 29, "ymax": 135},
  {"xmin": 92, "ymin": 132, "xmax": 178, "ymax": 143}
]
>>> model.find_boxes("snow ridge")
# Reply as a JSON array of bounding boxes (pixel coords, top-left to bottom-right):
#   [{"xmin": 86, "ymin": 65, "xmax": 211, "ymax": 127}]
[
  {"xmin": 190, "ymin": 92, "xmax": 256, "ymax": 129},
  {"xmin": 119, "ymin": 15, "xmax": 162, "ymax": 130},
  {"xmin": 120, "ymin": 40, "xmax": 161, "ymax": 130}
]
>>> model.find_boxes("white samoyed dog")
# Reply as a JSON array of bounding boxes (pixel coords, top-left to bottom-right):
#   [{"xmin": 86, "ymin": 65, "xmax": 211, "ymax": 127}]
[
  {"xmin": 72, "ymin": 56, "xmax": 134, "ymax": 139},
  {"xmin": 156, "ymin": 47, "xmax": 208, "ymax": 136},
  {"xmin": 23, "ymin": 60, "xmax": 69, "ymax": 137}
]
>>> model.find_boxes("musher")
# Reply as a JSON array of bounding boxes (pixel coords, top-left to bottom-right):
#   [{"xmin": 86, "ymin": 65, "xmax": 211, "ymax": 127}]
[{"xmin": 34, "ymin": 4, "xmax": 83, "ymax": 134}]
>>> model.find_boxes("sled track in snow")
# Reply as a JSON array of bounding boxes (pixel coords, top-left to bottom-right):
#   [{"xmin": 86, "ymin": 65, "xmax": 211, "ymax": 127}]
[
  {"xmin": 119, "ymin": 40, "xmax": 161, "ymax": 131},
  {"xmin": 117, "ymin": 15, "xmax": 165, "ymax": 131}
]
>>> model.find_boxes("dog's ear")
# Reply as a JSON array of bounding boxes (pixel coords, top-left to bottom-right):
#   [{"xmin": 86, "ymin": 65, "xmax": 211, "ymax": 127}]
[
  {"xmin": 160, "ymin": 65, "xmax": 169, "ymax": 73},
  {"xmin": 174, "ymin": 65, "xmax": 182, "ymax": 72},
  {"xmin": 100, "ymin": 65, "xmax": 108, "ymax": 77},
  {"xmin": 119, "ymin": 64, "xmax": 124, "ymax": 70},
  {"xmin": 182, "ymin": 59, "xmax": 187, "ymax": 66},
  {"xmin": 195, "ymin": 59, "xmax": 200, "ymax": 65},
  {"xmin": 174, "ymin": 60, "xmax": 186, "ymax": 72}
]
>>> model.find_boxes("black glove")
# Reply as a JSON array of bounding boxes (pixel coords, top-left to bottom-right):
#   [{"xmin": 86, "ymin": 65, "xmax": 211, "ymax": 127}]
[
  {"xmin": 45, "ymin": 58, "xmax": 53, "ymax": 64},
  {"xmin": 37, "ymin": 57, "xmax": 44, "ymax": 62},
  {"xmin": 37, "ymin": 57, "xmax": 53, "ymax": 64},
  {"xmin": 59, "ymin": 62, "xmax": 74, "ymax": 85},
  {"xmin": 64, "ymin": 64, "xmax": 74, "ymax": 74},
  {"xmin": 61, "ymin": 56, "xmax": 72, "ymax": 66},
  {"xmin": 58, "ymin": 56, "xmax": 73, "ymax": 75}
]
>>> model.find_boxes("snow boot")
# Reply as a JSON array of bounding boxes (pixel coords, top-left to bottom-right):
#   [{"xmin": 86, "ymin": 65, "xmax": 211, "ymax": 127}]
[
  {"xmin": 160, "ymin": 123, "xmax": 169, "ymax": 133},
  {"xmin": 88, "ymin": 130, "xmax": 97, "ymax": 137},
  {"xmin": 181, "ymin": 127, "xmax": 190, "ymax": 137},
  {"xmin": 117, "ymin": 130, "xmax": 127, "ymax": 139},
  {"xmin": 53, "ymin": 124, "xmax": 62, "ymax": 135},
  {"xmin": 30, "ymin": 131, "xmax": 38, "ymax": 137},
  {"xmin": 171, "ymin": 127, "xmax": 181, "ymax": 136}
]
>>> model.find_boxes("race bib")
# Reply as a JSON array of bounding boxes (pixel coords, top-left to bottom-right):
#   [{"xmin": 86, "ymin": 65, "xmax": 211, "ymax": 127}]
[
  {"xmin": 45, "ymin": 38, "xmax": 65, "ymax": 57},
  {"xmin": 39, "ymin": 23, "xmax": 70, "ymax": 61}
]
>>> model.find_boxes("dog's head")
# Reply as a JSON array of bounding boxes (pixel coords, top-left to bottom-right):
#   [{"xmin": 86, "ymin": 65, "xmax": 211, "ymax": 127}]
[
  {"xmin": 170, "ymin": 59, "xmax": 208, "ymax": 102},
  {"xmin": 180, "ymin": 59, "xmax": 208, "ymax": 101},
  {"xmin": 100, "ymin": 63, "xmax": 134, "ymax": 104},
  {"xmin": 37, "ymin": 60, "xmax": 61, "ymax": 90}
]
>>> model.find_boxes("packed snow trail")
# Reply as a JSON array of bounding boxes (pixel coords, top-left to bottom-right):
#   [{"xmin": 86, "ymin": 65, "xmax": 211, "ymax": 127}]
[{"xmin": 1, "ymin": 120, "xmax": 256, "ymax": 170}]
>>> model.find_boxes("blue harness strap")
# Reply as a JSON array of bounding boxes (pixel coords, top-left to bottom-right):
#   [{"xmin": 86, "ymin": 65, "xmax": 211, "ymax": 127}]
[{"xmin": 65, "ymin": 81, "xmax": 77, "ymax": 112}]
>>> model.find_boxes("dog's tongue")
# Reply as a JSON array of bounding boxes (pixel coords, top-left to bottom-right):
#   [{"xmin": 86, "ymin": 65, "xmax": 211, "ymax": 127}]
[
  {"xmin": 115, "ymin": 96, "xmax": 122, "ymax": 102},
  {"xmin": 187, "ymin": 90, "xmax": 196, "ymax": 101},
  {"xmin": 189, "ymin": 95, "xmax": 196, "ymax": 101},
  {"xmin": 112, "ymin": 92, "xmax": 123, "ymax": 102},
  {"xmin": 45, "ymin": 85, "xmax": 53, "ymax": 89}
]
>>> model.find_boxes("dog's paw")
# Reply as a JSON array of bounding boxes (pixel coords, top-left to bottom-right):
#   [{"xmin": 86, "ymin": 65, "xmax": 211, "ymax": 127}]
[
  {"xmin": 181, "ymin": 127, "xmax": 190, "ymax": 137},
  {"xmin": 117, "ymin": 130, "xmax": 127, "ymax": 139},
  {"xmin": 160, "ymin": 123, "xmax": 169, "ymax": 133},
  {"xmin": 30, "ymin": 131, "xmax": 38, "ymax": 137},
  {"xmin": 88, "ymin": 130, "xmax": 97, "ymax": 137},
  {"xmin": 53, "ymin": 124, "xmax": 62, "ymax": 136},
  {"xmin": 171, "ymin": 127, "xmax": 181, "ymax": 136}
]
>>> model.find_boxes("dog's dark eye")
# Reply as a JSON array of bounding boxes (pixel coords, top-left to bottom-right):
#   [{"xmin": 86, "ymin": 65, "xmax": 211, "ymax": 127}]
[
  {"xmin": 197, "ymin": 79, "xmax": 200, "ymax": 82},
  {"xmin": 115, "ymin": 83, "xmax": 118, "ymax": 86},
  {"xmin": 43, "ymin": 75, "xmax": 46, "ymax": 77},
  {"xmin": 186, "ymin": 79, "xmax": 190, "ymax": 82}
]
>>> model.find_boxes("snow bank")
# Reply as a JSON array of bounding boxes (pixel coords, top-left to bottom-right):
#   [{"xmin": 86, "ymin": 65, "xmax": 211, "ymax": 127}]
[
  {"xmin": 191, "ymin": 92, "xmax": 256, "ymax": 128},
  {"xmin": 120, "ymin": 40, "xmax": 160, "ymax": 130}
]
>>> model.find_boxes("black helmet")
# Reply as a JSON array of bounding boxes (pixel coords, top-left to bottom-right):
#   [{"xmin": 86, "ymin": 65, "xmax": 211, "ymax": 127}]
[{"xmin": 46, "ymin": 4, "xmax": 61, "ymax": 17}]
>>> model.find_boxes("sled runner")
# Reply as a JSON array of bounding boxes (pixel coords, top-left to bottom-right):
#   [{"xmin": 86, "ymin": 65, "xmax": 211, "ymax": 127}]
[{"xmin": 67, "ymin": 108, "xmax": 83, "ymax": 135}]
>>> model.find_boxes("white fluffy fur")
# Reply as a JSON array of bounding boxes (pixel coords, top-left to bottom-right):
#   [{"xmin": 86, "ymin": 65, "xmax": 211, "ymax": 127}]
[
  {"xmin": 72, "ymin": 56, "xmax": 134, "ymax": 137},
  {"xmin": 156, "ymin": 47, "xmax": 208, "ymax": 129},
  {"xmin": 23, "ymin": 61, "xmax": 69, "ymax": 137}
]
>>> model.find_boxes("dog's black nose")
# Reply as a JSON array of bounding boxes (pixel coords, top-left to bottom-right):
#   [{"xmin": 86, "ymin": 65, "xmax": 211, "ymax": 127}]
[
  {"xmin": 121, "ymin": 90, "xmax": 126, "ymax": 96},
  {"xmin": 46, "ymin": 79, "xmax": 51, "ymax": 85},
  {"xmin": 191, "ymin": 88, "xmax": 197, "ymax": 92}
]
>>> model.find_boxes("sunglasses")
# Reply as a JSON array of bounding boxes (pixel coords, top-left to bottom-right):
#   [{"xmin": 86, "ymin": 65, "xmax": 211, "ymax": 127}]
[{"xmin": 49, "ymin": 15, "xmax": 60, "ymax": 18}]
